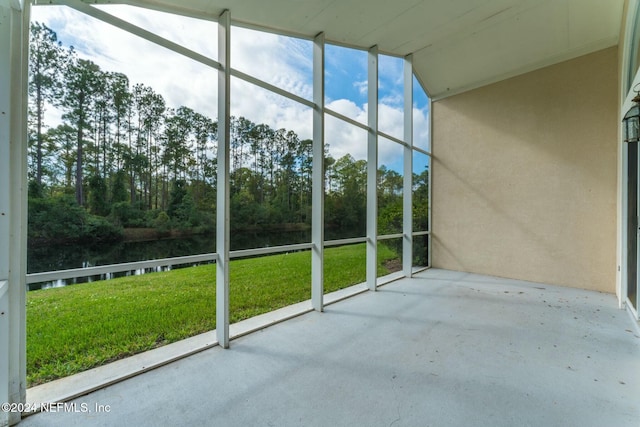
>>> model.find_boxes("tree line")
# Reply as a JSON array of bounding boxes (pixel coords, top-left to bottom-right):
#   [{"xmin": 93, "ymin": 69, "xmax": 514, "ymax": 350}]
[{"xmin": 27, "ymin": 22, "xmax": 428, "ymax": 245}]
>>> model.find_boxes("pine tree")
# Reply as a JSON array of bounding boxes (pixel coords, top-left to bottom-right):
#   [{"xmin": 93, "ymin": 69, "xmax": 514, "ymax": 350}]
[{"xmin": 28, "ymin": 22, "xmax": 66, "ymax": 186}]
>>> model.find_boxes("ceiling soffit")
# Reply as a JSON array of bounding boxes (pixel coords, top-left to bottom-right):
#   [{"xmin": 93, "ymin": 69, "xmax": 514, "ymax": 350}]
[{"xmin": 36, "ymin": 0, "xmax": 624, "ymax": 99}]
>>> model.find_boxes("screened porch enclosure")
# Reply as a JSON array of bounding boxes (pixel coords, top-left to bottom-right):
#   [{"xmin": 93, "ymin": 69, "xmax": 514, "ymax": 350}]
[
  {"xmin": 1, "ymin": 0, "xmax": 638, "ymax": 426},
  {"xmin": 2, "ymin": 2, "xmax": 432, "ymax": 421}
]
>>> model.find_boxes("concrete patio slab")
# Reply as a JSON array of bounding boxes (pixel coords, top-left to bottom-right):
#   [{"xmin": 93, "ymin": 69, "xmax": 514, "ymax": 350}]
[{"xmin": 18, "ymin": 269, "xmax": 640, "ymax": 427}]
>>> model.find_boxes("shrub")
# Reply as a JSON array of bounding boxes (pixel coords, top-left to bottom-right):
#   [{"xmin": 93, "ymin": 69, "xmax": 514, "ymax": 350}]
[
  {"xmin": 29, "ymin": 195, "xmax": 84, "ymax": 241},
  {"xmin": 82, "ymin": 216, "xmax": 122, "ymax": 242},
  {"xmin": 87, "ymin": 175, "xmax": 109, "ymax": 216},
  {"xmin": 153, "ymin": 211, "xmax": 171, "ymax": 234},
  {"xmin": 109, "ymin": 201, "xmax": 147, "ymax": 228},
  {"xmin": 28, "ymin": 194, "xmax": 122, "ymax": 243}
]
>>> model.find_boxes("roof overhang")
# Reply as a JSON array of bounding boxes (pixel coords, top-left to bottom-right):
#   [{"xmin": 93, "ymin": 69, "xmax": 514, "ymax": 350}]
[{"xmin": 33, "ymin": 0, "xmax": 624, "ymax": 99}]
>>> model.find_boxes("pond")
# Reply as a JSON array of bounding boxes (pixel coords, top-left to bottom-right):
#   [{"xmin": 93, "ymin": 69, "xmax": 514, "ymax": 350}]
[{"xmin": 27, "ymin": 229, "xmax": 360, "ymax": 290}]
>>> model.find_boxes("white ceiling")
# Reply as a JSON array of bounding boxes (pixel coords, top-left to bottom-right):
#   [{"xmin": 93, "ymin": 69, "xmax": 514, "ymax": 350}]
[{"xmin": 54, "ymin": 0, "xmax": 624, "ymax": 99}]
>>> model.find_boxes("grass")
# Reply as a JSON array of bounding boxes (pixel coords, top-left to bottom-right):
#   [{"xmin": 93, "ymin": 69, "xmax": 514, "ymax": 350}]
[{"xmin": 27, "ymin": 243, "xmax": 399, "ymax": 386}]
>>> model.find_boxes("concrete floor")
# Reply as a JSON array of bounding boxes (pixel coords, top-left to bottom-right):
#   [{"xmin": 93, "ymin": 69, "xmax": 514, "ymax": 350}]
[{"xmin": 19, "ymin": 269, "xmax": 640, "ymax": 427}]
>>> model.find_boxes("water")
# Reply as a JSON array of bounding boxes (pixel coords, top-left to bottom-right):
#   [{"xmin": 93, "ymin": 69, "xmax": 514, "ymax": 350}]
[{"xmin": 27, "ymin": 229, "xmax": 356, "ymax": 290}]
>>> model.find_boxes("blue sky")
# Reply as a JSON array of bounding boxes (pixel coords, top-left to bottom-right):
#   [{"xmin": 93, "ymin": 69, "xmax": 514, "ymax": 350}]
[
  {"xmin": 325, "ymin": 44, "xmax": 367, "ymax": 106},
  {"xmin": 31, "ymin": 4, "xmax": 430, "ymax": 172}
]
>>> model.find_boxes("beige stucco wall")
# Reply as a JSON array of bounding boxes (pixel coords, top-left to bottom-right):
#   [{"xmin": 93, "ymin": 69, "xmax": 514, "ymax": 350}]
[{"xmin": 432, "ymin": 46, "xmax": 618, "ymax": 292}]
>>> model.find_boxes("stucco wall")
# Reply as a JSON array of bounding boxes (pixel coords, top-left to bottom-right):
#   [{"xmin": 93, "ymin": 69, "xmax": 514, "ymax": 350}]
[{"xmin": 432, "ymin": 46, "xmax": 618, "ymax": 292}]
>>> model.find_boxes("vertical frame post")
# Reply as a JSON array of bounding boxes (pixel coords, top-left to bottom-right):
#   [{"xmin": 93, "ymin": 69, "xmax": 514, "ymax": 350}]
[
  {"xmin": 637, "ymin": 144, "xmax": 640, "ymax": 317},
  {"xmin": 403, "ymin": 55, "xmax": 413, "ymax": 277},
  {"xmin": 1, "ymin": 1, "xmax": 28, "ymax": 425},
  {"xmin": 366, "ymin": 45, "xmax": 378, "ymax": 291},
  {"xmin": 312, "ymin": 32, "xmax": 325, "ymax": 311},
  {"xmin": 428, "ymin": 97, "xmax": 433, "ymax": 268},
  {"xmin": 622, "ymin": 140, "xmax": 630, "ymax": 310},
  {"xmin": 0, "ymin": 10, "xmax": 13, "ymax": 424},
  {"xmin": 12, "ymin": 0, "xmax": 28, "ymax": 418},
  {"xmin": 216, "ymin": 10, "xmax": 231, "ymax": 348},
  {"xmin": 0, "ymin": 280, "xmax": 8, "ymax": 427}
]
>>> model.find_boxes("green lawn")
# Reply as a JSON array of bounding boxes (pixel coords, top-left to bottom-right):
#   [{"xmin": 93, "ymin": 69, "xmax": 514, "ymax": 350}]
[{"xmin": 27, "ymin": 243, "xmax": 399, "ymax": 386}]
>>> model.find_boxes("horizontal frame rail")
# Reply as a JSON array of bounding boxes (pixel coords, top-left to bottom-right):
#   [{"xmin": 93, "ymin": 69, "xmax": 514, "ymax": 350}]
[
  {"xmin": 325, "ymin": 108, "xmax": 370, "ymax": 132},
  {"xmin": 377, "ymin": 233, "xmax": 403, "ymax": 241},
  {"xmin": 229, "ymin": 243, "xmax": 313, "ymax": 259},
  {"xmin": 60, "ymin": 0, "xmax": 222, "ymax": 71},
  {"xmin": 378, "ymin": 130, "xmax": 409, "ymax": 148},
  {"xmin": 323, "ymin": 237, "xmax": 367, "ymax": 247},
  {"xmin": 412, "ymin": 145, "xmax": 432, "ymax": 157},
  {"xmin": 412, "ymin": 230, "xmax": 430, "ymax": 236},
  {"xmin": 26, "ymin": 253, "xmax": 219, "ymax": 285},
  {"xmin": 230, "ymin": 68, "xmax": 315, "ymax": 109},
  {"xmin": 24, "ymin": 236, "xmax": 388, "ymax": 287},
  {"xmin": 59, "ymin": 1, "xmax": 315, "ymax": 111}
]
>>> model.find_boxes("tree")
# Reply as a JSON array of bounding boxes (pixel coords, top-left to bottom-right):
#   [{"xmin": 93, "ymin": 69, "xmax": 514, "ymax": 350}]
[
  {"xmin": 162, "ymin": 107, "xmax": 194, "ymax": 183},
  {"xmin": 231, "ymin": 116, "xmax": 254, "ymax": 172},
  {"xmin": 109, "ymin": 72, "xmax": 132, "ymax": 171},
  {"xmin": 377, "ymin": 166, "xmax": 403, "ymax": 235},
  {"xmin": 88, "ymin": 174, "xmax": 109, "ymax": 216},
  {"xmin": 324, "ymin": 152, "xmax": 336, "ymax": 192},
  {"xmin": 61, "ymin": 55, "xmax": 103, "ymax": 206},
  {"xmin": 167, "ymin": 179, "xmax": 191, "ymax": 226},
  {"xmin": 297, "ymin": 138, "xmax": 313, "ymax": 223},
  {"xmin": 326, "ymin": 154, "xmax": 367, "ymax": 234},
  {"xmin": 191, "ymin": 112, "xmax": 216, "ymax": 207},
  {"xmin": 132, "ymin": 83, "xmax": 166, "ymax": 208},
  {"xmin": 412, "ymin": 166, "xmax": 429, "ymax": 231},
  {"xmin": 111, "ymin": 170, "xmax": 128, "ymax": 204},
  {"xmin": 28, "ymin": 22, "xmax": 66, "ymax": 185},
  {"xmin": 47, "ymin": 124, "xmax": 76, "ymax": 188},
  {"xmin": 26, "ymin": 20, "xmax": 383, "ymax": 241}
]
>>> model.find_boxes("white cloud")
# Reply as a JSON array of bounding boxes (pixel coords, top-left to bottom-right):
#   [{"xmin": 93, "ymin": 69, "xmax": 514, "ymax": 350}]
[
  {"xmin": 231, "ymin": 77, "xmax": 313, "ymax": 140},
  {"xmin": 326, "ymin": 99, "xmax": 365, "ymax": 121},
  {"xmin": 378, "ymin": 103, "xmax": 404, "ymax": 141},
  {"xmin": 100, "ymin": 5, "xmax": 218, "ymax": 60},
  {"xmin": 413, "ymin": 106, "xmax": 430, "ymax": 152},
  {"xmin": 231, "ymin": 26, "xmax": 312, "ymax": 101},
  {"xmin": 353, "ymin": 80, "xmax": 367, "ymax": 96},
  {"xmin": 379, "ymin": 54, "xmax": 404, "ymax": 87},
  {"xmin": 325, "ymin": 117, "xmax": 367, "ymax": 161}
]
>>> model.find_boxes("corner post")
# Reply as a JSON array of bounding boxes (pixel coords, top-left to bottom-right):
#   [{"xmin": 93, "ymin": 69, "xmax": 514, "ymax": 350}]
[
  {"xmin": 403, "ymin": 55, "xmax": 413, "ymax": 277},
  {"xmin": 0, "ymin": 1, "xmax": 28, "ymax": 425}
]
